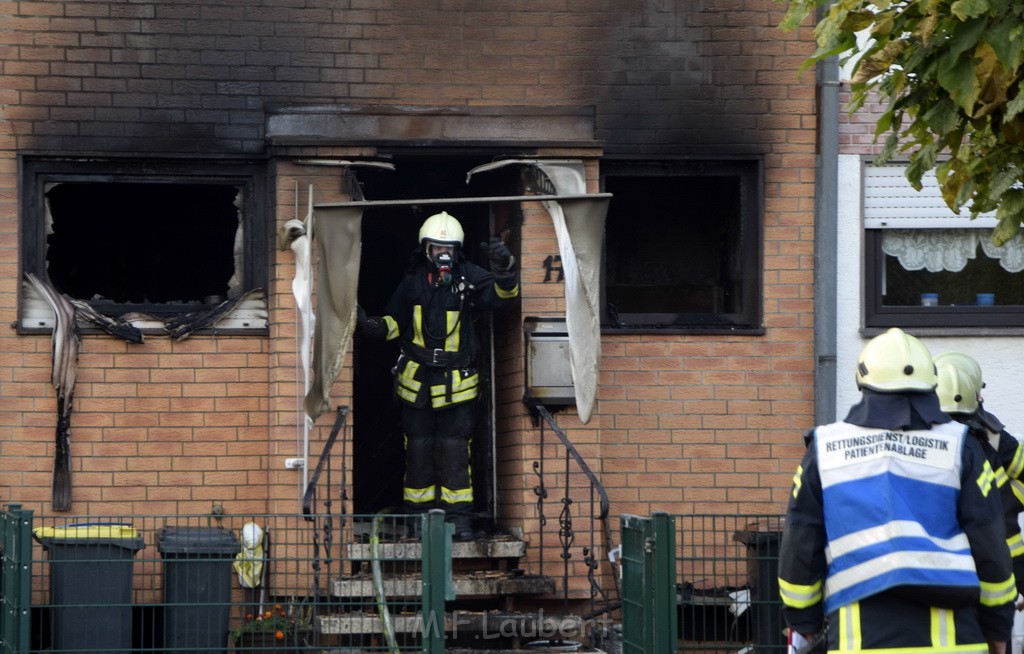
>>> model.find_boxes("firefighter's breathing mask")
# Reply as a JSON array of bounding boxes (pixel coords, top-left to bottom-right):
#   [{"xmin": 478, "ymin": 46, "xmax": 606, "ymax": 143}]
[
  {"xmin": 428, "ymin": 243, "xmax": 455, "ymax": 285},
  {"xmin": 435, "ymin": 252, "xmax": 453, "ymax": 284}
]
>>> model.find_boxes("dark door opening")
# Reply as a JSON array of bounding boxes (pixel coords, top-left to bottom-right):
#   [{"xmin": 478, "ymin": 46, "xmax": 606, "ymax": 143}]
[{"xmin": 352, "ymin": 154, "xmax": 520, "ymax": 527}]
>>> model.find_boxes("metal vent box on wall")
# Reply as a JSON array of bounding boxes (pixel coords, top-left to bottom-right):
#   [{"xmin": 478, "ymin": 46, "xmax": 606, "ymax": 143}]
[{"xmin": 524, "ymin": 316, "xmax": 574, "ymax": 405}]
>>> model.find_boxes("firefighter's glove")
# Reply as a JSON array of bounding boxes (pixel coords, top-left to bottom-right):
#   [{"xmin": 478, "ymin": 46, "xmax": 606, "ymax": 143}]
[
  {"xmin": 356, "ymin": 304, "xmax": 387, "ymax": 339},
  {"xmin": 481, "ymin": 236, "xmax": 515, "ymax": 274}
]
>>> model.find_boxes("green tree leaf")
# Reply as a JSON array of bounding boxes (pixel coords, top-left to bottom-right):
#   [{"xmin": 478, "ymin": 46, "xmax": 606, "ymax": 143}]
[
  {"xmin": 937, "ymin": 53, "xmax": 980, "ymax": 113},
  {"xmin": 994, "ymin": 189, "xmax": 1024, "ymax": 244},
  {"xmin": 778, "ymin": 0, "xmax": 1024, "ymax": 240},
  {"xmin": 983, "ymin": 18, "xmax": 1024, "ymax": 69},
  {"xmin": 951, "ymin": 0, "xmax": 990, "ymax": 20}
]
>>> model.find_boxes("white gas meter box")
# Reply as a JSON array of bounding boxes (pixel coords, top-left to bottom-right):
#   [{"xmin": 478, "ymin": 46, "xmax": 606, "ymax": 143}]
[{"xmin": 524, "ymin": 316, "xmax": 574, "ymax": 405}]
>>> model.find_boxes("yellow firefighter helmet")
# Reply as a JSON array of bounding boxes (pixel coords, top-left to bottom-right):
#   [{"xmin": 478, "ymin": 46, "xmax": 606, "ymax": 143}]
[
  {"xmin": 418, "ymin": 211, "xmax": 464, "ymax": 247},
  {"xmin": 933, "ymin": 351, "xmax": 984, "ymax": 392},
  {"xmin": 935, "ymin": 361, "xmax": 980, "ymax": 414},
  {"xmin": 856, "ymin": 328, "xmax": 937, "ymax": 392}
]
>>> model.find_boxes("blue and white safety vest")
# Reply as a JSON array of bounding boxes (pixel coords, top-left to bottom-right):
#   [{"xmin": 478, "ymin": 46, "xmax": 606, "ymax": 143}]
[{"xmin": 813, "ymin": 420, "xmax": 984, "ymax": 613}]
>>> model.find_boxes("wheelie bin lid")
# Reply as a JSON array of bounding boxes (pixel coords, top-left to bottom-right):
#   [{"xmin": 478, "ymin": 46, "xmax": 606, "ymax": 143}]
[
  {"xmin": 156, "ymin": 525, "xmax": 239, "ymax": 554},
  {"xmin": 732, "ymin": 517, "xmax": 785, "ymax": 546},
  {"xmin": 32, "ymin": 522, "xmax": 145, "ymax": 550}
]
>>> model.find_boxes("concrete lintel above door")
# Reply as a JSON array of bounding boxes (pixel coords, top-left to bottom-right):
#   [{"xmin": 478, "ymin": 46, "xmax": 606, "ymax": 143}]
[{"xmin": 264, "ymin": 104, "xmax": 599, "ymax": 147}]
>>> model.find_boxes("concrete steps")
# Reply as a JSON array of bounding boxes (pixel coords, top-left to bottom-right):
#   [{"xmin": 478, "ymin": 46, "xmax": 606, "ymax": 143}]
[
  {"xmin": 321, "ymin": 531, "xmax": 603, "ymax": 651},
  {"xmin": 331, "ymin": 569, "xmax": 553, "ymax": 600}
]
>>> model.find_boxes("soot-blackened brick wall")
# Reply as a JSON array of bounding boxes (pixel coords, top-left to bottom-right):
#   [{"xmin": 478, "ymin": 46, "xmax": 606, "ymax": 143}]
[{"xmin": 5, "ymin": 1, "xmax": 811, "ymax": 157}]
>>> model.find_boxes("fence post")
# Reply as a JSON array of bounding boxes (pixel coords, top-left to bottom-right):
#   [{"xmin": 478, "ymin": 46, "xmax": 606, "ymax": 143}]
[
  {"xmin": 621, "ymin": 513, "xmax": 678, "ymax": 654},
  {"xmin": 0, "ymin": 504, "xmax": 33, "ymax": 654},
  {"xmin": 420, "ymin": 509, "xmax": 451, "ymax": 654},
  {"xmin": 651, "ymin": 512, "xmax": 678, "ymax": 654}
]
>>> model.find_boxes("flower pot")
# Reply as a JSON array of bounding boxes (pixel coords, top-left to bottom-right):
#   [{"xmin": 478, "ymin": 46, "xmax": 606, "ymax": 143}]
[{"xmin": 233, "ymin": 630, "xmax": 310, "ymax": 654}]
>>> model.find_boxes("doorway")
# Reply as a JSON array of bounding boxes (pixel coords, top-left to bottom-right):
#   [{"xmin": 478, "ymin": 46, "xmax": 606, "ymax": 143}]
[{"xmin": 351, "ymin": 153, "xmax": 521, "ymax": 529}]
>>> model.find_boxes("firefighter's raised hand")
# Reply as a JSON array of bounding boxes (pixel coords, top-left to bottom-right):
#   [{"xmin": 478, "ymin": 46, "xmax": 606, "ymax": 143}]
[
  {"xmin": 481, "ymin": 236, "xmax": 515, "ymax": 273},
  {"xmin": 356, "ymin": 304, "xmax": 387, "ymax": 339}
]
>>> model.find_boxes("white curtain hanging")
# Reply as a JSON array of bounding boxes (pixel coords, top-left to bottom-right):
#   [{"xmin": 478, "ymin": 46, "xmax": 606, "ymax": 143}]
[
  {"xmin": 304, "ymin": 205, "xmax": 363, "ymax": 422},
  {"xmin": 882, "ymin": 229, "xmax": 1024, "ymax": 273},
  {"xmin": 465, "ymin": 159, "xmax": 609, "ymax": 425}
]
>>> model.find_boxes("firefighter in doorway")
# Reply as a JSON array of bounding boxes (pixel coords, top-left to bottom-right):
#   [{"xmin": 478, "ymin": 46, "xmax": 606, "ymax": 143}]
[
  {"xmin": 357, "ymin": 211, "xmax": 519, "ymax": 541},
  {"xmin": 778, "ymin": 328, "xmax": 1015, "ymax": 654},
  {"xmin": 934, "ymin": 351, "xmax": 1024, "ymax": 610}
]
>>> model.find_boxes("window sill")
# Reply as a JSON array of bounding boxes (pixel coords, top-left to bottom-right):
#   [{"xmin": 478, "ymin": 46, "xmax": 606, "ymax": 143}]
[
  {"xmin": 601, "ymin": 326, "xmax": 765, "ymax": 336},
  {"xmin": 860, "ymin": 326, "xmax": 1024, "ymax": 338}
]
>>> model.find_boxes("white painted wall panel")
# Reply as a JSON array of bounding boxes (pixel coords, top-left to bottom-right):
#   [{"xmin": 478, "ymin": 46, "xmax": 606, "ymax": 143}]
[{"xmin": 834, "ymin": 155, "xmax": 1024, "ymax": 435}]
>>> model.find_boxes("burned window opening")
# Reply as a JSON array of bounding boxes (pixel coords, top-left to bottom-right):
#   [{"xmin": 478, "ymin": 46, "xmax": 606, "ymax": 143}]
[
  {"xmin": 45, "ymin": 182, "xmax": 243, "ymax": 311},
  {"xmin": 600, "ymin": 159, "xmax": 763, "ymax": 331},
  {"xmin": 19, "ymin": 157, "xmax": 267, "ymax": 335}
]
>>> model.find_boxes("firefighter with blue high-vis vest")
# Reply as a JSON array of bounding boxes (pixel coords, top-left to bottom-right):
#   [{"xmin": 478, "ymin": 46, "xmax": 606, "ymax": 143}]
[
  {"xmin": 357, "ymin": 211, "xmax": 518, "ymax": 541},
  {"xmin": 778, "ymin": 328, "xmax": 1016, "ymax": 654},
  {"xmin": 935, "ymin": 351, "xmax": 1024, "ymax": 608}
]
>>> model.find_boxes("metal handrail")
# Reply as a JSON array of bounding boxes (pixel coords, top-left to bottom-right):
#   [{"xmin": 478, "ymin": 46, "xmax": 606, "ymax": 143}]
[
  {"xmin": 528, "ymin": 402, "xmax": 617, "ymax": 616},
  {"xmin": 300, "ymin": 404, "xmax": 349, "ymax": 638},
  {"xmin": 301, "ymin": 405, "xmax": 350, "ymax": 518}
]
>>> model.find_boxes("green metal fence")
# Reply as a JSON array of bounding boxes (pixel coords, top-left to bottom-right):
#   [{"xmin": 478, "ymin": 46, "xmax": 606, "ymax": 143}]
[
  {"xmin": 620, "ymin": 513, "xmax": 677, "ymax": 654},
  {"xmin": 675, "ymin": 514, "xmax": 785, "ymax": 654},
  {"xmin": 1, "ymin": 505, "xmax": 32, "ymax": 654},
  {"xmin": 0, "ymin": 505, "xmax": 449, "ymax": 653},
  {"xmin": 619, "ymin": 513, "xmax": 786, "ymax": 654},
  {"xmin": 1, "ymin": 506, "xmax": 786, "ymax": 654}
]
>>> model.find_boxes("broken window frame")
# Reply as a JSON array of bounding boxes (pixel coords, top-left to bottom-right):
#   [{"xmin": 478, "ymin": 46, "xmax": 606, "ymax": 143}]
[
  {"xmin": 18, "ymin": 156, "xmax": 268, "ymax": 335},
  {"xmin": 598, "ymin": 158, "xmax": 764, "ymax": 333}
]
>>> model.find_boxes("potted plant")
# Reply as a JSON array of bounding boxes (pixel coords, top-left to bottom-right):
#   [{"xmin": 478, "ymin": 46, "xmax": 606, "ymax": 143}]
[{"xmin": 231, "ymin": 604, "xmax": 313, "ymax": 654}]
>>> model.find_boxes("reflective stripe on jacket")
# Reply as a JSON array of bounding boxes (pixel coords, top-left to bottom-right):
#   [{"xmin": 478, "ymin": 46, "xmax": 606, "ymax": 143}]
[{"xmin": 382, "ymin": 255, "xmax": 517, "ymax": 409}]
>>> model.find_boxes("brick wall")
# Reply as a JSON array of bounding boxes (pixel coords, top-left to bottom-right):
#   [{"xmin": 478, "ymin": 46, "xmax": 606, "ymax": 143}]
[
  {"xmin": 0, "ymin": 1, "xmax": 817, "ymax": 555},
  {"xmin": 838, "ymin": 87, "xmax": 888, "ymax": 156}
]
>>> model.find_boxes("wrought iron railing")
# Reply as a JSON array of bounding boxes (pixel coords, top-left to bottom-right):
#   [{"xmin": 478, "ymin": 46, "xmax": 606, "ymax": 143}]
[
  {"xmin": 528, "ymin": 403, "xmax": 618, "ymax": 619},
  {"xmin": 300, "ymin": 404, "xmax": 349, "ymax": 612}
]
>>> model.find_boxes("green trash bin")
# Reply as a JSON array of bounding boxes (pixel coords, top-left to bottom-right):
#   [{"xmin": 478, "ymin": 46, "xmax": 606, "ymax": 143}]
[
  {"xmin": 157, "ymin": 525, "xmax": 239, "ymax": 654},
  {"xmin": 33, "ymin": 523, "xmax": 145, "ymax": 654}
]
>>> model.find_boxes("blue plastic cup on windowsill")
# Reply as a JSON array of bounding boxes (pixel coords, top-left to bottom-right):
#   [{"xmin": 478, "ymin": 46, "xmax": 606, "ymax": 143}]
[
  {"xmin": 976, "ymin": 293, "xmax": 995, "ymax": 306},
  {"xmin": 921, "ymin": 293, "xmax": 939, "ymax": 307}
]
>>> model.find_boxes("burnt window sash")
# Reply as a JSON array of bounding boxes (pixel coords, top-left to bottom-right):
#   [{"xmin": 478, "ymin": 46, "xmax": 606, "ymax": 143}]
[
  {"xmin": 19, "ymin": 157, "xmax": 268, "ymax": 333},
  {"xmin": 598, "ymin": 158, "xmax": 763, "ymax": 333}
]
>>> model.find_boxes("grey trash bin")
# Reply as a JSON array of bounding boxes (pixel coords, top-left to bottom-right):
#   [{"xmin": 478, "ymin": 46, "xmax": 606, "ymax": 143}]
[
  {"xmin": 33, "ymin": 523, "xmax": 145, "ymax": 654},
  {"xmin": 157, "ymin": 525, "xmax": 239, "ymax": 654}
]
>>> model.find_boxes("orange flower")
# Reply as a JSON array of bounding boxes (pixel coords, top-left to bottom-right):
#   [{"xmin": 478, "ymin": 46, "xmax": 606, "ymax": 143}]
[{"xmin": 231, "ymin": 603, "xmax": 311, "ymax": 642}]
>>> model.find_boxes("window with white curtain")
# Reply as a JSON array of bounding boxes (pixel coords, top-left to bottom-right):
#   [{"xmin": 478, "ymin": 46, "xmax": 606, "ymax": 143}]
[{"xmin": 864, "ymin": 162, "xmax": 1024, "ymax": 328}]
